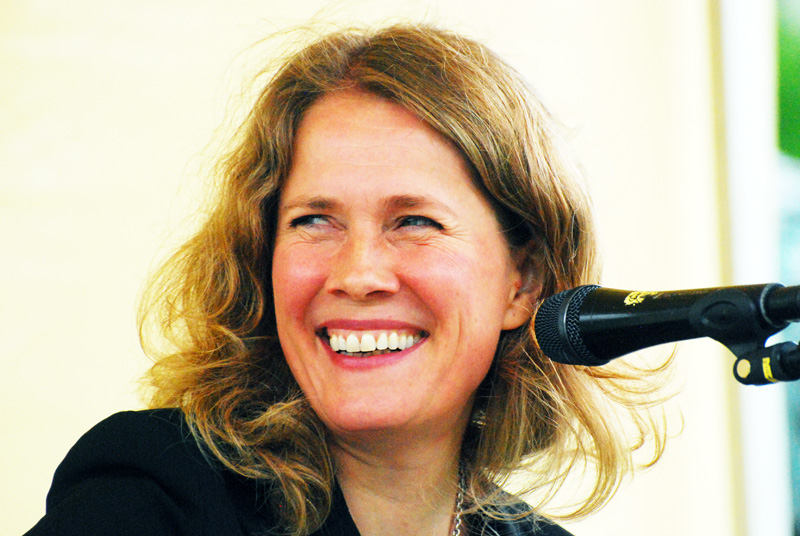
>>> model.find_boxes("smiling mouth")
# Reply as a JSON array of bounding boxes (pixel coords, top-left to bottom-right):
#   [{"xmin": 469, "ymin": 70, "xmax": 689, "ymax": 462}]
[{"xmin": 318, "ymin": 328, "xmax": 428, "ymax": 357}]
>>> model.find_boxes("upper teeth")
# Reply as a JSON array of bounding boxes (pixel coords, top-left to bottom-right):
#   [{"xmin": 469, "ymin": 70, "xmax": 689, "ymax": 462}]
[{"xmin": 328, "ymin": 331, "xmax": 422, "ymax": 353}]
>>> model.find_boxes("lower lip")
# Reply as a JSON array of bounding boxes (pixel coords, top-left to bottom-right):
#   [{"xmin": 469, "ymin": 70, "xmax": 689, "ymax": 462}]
[{"xmin": 321, "ymin": 338, "xmax": 425, "ymax": 370}]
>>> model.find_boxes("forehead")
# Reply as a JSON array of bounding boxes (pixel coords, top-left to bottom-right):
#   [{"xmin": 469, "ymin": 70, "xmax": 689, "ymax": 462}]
[
  {"xmin": 294, "ymin": 90, "xmax": 460, "ymax": 167},
  {"xmin": 282, "ymin": 90, "xmax": 478, "ymax": 199},
  {"xmin": 301, "ymin": 90, "xmax": 427, "ymax": 133}
]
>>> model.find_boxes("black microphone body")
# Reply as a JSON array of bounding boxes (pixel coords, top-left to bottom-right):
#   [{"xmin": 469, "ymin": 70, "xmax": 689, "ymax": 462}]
[{"xmin": 534, "ymin": 283, "xmax": 800, "ymax": 367}]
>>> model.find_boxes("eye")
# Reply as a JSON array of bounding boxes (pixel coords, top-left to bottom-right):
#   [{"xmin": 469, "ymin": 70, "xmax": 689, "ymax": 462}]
[
  {"xmin": 289, "ymin": 214, "xmax": 330, "ymax": 228},
  {"xmin": 396, "ymin": 215, "xmax": 444, "ymax": 230}
]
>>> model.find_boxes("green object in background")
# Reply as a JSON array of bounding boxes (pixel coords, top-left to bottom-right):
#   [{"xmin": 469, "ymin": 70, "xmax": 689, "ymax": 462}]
[
  {"xmin": 779, "ymin": 2, "xmax": 800, "ymax": 535},
  {"xmin": 779, "ymin": 0, "xmax": 800, "ymax": 159}
]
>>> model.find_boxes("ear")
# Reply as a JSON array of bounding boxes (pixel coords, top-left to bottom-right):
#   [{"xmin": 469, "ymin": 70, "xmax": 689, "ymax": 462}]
[{"xmin": 502, "ymin": 252, "xmax": 541, "ymax": 330}]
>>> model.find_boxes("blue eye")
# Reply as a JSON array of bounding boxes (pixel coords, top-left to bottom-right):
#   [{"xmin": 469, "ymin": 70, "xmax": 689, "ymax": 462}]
[
  {"xmin": 398, "ymin": 216, "xmax": 443, "ymax": 229},
  {"xmin": 289, "ymin": 214, "xmax": 329, "ymax": 227}
]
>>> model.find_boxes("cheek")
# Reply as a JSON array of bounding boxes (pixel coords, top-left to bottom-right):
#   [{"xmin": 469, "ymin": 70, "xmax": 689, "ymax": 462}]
[
  {"xmin": 272, "ymin": 245, "xmax": 328, "ymax": 327},
  {"xmin": 404, "ymin": 243, "xmax": 515, "ymax": 312},
  {"xmin": 400, "ymin": 247, "xmax": 516, "ymax": 363}
]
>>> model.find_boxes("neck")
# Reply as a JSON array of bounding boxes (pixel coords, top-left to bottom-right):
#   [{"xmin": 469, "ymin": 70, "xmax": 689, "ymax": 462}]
[{"xmin": 331, "ymin": 425, "xmax": 465, "ymax": 536}]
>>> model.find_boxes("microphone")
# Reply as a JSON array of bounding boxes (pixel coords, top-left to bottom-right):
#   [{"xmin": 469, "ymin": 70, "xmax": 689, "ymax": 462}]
[{"xmin": 534, "ymin": 283, "xmax": 800, "ymax": 367}]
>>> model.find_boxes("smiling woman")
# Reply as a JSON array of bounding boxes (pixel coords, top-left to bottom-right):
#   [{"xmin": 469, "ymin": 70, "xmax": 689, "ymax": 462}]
[
  {"xmin": 273, "ymin": 90, "xmax": 533, "ymax": 449},
  {"xmin": 25, "ymin": 23, "xmax": 670, "ymax": 536}
]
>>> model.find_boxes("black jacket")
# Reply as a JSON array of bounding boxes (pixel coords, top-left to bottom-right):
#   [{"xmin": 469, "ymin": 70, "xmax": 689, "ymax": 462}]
[{"xmin": 25, "ymin": 409, "xmax": 573, "ymax": 536}]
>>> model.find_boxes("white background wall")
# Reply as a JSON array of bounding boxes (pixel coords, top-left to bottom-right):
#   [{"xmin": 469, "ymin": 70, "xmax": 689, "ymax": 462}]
[
  {"xmin": 1, "ymin": 1, "xmax": 787, "ymax": 535},
  {"xmin": 720, "ymin": 2, "xmax": 792, "ymax": 535}
]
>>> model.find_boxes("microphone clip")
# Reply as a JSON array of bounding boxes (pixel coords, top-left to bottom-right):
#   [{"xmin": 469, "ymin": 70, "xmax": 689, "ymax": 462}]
[
  {"xmin": 687, "ymin": 284, "xmax": 800, "ymax": 386},
  {"xmin": 731, "ymin": 341, "xmax": 800, "ymax": 385}
]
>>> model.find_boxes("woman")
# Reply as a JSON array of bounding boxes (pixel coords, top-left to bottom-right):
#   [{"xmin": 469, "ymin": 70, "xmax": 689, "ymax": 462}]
[{"xmin": 26, "ymin": 24, "xmax": 667, "ymax": 536}]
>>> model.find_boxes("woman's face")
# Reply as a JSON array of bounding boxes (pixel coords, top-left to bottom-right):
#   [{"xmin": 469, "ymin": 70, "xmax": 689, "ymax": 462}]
[{"xmin": 272, "ymin": 90, "xmax": 533, "ymax": 441}]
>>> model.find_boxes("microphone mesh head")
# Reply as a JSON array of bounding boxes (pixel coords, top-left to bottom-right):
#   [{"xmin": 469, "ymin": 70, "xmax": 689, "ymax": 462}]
[
  {"xmin": 534, "ymin": 289, "xmax": 570, "ymax": 360},
  {"xmin": 535, "ymin": 285, "xmax": 603, "ymax": 366}
]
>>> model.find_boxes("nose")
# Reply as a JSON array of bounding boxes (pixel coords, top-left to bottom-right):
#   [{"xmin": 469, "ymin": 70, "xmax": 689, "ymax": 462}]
[{"xmin": 324, "ymin": 231, "xmax": 401, "ymax": 300}]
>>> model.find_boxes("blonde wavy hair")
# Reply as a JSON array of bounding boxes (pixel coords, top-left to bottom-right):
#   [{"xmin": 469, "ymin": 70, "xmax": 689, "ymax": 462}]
[{"xmin": 140, "ymin": 23, "xmax": 670, "ymax": 536}]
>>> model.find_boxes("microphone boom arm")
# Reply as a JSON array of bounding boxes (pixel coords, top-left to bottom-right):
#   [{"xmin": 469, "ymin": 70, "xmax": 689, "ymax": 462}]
[{"xmin": 683, "ymin": 284, "xmax": 800, "ymax": 386}]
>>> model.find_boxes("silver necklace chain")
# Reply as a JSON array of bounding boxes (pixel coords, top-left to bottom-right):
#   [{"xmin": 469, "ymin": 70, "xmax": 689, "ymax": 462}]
[{"xmin": 451, "ymin": 464, "xmax": 466, "ymax": 536}]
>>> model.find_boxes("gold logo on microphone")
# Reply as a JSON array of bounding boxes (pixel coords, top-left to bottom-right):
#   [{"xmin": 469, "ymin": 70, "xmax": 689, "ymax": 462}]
[{"xmin": 624, "ymin": 291, "xmax": 659, "ymax": 306}]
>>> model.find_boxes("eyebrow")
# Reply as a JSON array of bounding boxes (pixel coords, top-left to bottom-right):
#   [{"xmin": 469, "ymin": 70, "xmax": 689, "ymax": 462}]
[
  {"xmin": 382, "ymin": 194, "xmax": 451, "ymax": 213},
  {"xmin": 280, "ymin": 195, "xmax": 339, "ymax": 212}
]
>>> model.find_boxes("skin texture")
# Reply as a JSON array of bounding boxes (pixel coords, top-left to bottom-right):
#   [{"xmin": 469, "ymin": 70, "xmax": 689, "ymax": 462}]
[{"xmin": 271, "ymin": 90, "xmax": 535, "ymax": 535}]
